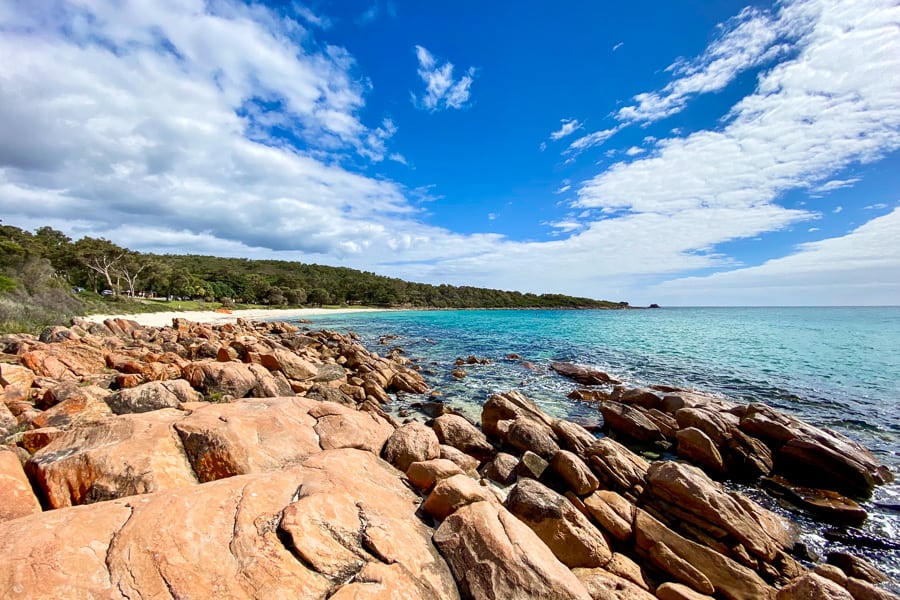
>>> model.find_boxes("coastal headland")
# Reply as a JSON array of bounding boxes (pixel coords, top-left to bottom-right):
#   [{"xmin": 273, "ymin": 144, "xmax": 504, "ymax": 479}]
[{"xmin": 0, "ymin": 315, "xmax": 897, "ymax": 598}]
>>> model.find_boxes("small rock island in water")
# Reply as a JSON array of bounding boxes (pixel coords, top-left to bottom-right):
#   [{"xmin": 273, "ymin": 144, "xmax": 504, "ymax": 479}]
[{"xmin": 0, "ymin": 317, "xmax": 896, "ymax": 598}]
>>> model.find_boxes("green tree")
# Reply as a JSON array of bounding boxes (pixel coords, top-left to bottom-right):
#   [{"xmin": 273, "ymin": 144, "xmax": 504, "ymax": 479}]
[
  {"xmin": 307, "ymin": 287, "xmax": 331, "ymax": 306},
  {"xmin": 73, "ymin": 237, "xmax": 127, "ymax": 294}
]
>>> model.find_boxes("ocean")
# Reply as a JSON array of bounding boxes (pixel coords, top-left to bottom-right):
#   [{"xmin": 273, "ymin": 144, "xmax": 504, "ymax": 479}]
[{"xmin": 291, "ymin": 306, "xmax": 900, "ymax": 581}]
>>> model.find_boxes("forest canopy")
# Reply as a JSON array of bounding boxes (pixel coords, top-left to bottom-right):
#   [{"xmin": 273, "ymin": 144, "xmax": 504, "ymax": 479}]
[{"xmin": 0, "ymin": 223, "xmax": 628, "ymax": 331}]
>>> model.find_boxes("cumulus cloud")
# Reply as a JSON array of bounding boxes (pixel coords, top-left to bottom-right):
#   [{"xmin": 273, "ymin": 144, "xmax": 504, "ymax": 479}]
[
  {"xmin": 0, "ymin": 0, "xmax": 898, "ymax": 307},
  {"xmin": 413, "ymin": 45, "xmax": 475, "ymax": 111}
]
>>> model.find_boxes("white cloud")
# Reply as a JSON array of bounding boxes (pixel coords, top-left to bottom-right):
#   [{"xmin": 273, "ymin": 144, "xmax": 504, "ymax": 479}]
[
  {"xmin": 617, "ymin": 6, "xmax": 792, "ymax": 124},
  {"xmin": 808, "ymin": 227, "xmax": 820, "ymax": 232},
  {"xmin": 549, "ymin": 118, "xmax": 583, "ymax": 141},
  {"xmin": 544, "ymin": 220, "xmax": 584, "ymax": 235},
  {"xmin": 813, "ymin": 178, "xmax": 860, "ymax": 193},
  {"xmin": 1, "ymin": 0, "xmax": 898, "ymax": 308},
  {"xmin": 612, "ymin": 42, "xmax": 624, "ymax": 52},
  {"xmin": 650, "ymin": 209, "xmax": 900, "ymax": 305},
  {"xmin": 555, "ymin": 184, "xmax": 572, "ymax": 195},
  {"xmin": 834, "ymin": 206, "xmax": 843, "ymax": 213},
  {"xmin": 577, "ymin": 0, "xmax": 900, "ymax": 223},
  {"xmin": 413, "ymin": 45, "xmax": 475, "ymax": 111},
  {"xmin": 565, "ymin": 127, "xmax": 622, "ymax": 158},
  {"xmin": 865, "ymin": 203, "xmax": 889, "ymax": 210},
  {"xmin": 624, "ymin": 146, "xmax": 645, "ymax": 156}
]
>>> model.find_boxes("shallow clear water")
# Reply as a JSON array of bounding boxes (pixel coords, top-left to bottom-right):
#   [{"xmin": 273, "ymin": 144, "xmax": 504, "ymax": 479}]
[{"xmin": 293, "ymin": 307, "xmax": 900, "ymax": 581}]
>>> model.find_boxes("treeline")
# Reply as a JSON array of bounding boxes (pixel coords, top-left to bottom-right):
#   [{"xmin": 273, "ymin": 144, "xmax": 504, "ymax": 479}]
[{"xmin": 0, "ymin": 223, "xmax": 627, "ymax": 330}]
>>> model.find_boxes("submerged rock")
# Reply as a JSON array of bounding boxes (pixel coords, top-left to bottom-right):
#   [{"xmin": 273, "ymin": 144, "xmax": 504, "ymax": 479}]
[{"xmin": 550, "ymin": 362, "xmax": 620, "ymax": 385}]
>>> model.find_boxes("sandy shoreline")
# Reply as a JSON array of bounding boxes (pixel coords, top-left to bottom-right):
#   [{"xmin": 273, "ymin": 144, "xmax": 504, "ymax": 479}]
[{"xmin": 82, "ymin": 307, "xmax": 392, "ymax": 328}]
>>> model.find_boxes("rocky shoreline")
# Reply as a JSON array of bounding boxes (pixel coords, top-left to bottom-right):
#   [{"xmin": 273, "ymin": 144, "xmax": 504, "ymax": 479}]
[{"xmin": 0, "ymin": 317, "xmax": 897, "ymax": 599}]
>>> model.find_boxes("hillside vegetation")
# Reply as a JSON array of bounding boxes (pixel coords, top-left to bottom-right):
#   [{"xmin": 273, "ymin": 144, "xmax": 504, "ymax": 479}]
[{"xmin": 0, "ymin": 223, "xmax": 627, "ymax": 332}]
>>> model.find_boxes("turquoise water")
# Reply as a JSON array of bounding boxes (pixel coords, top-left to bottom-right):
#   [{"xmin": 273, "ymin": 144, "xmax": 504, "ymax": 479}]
[{"xmin": 294, "ymin": 307, "xmax": 900, "ymax": 579}]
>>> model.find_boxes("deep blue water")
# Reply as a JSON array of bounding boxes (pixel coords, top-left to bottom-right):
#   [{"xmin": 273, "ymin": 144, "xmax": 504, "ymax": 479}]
[{"xmin": 291, "ymin": 307, "xmax": 900, "ymax": 581}]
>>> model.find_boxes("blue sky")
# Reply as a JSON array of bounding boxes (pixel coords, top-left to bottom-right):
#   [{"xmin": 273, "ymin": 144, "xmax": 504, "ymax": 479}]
[{"xmin": 0, "ymin": 0, "xmax": 898, "ymax": 305}]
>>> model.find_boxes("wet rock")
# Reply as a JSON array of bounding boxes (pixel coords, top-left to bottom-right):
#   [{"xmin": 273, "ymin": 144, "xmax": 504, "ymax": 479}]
[
  {"xmin": 550, "ymin": 362, "xmax": 619, "ymax": 385},
  {"xmin": 433, "ymin": 414, "xmax": 495, "ymax": 461},
  {"xmin": 826, "ymin": 552, "xmax": 890, "ymax": 584},
  {"xmin": 506, "ymin": 477, "xmax": 612, "ymax": 568},
  {"xmin": 382, "ymin": 421, "xmax": 440, "ymax": 472},
  {"xmin": 762, "ymin": 476, "xmax": 868, "ymax": 525},
  {"xmin": 726, "ymin": 427, "xmax": 774, "ymax": 479},
  {"xmin": 823, "ymin": 528, "xmax": 900, "ymax": 551},
  {"xmin": 0, "ymin": 447, "xmax": 41, "ymax": 522},
  {"xmin": 410, "ymin": 400, "xmax": 453, "ymax": 419},
  {"xmin": 568, "ymin": 389, "xmax": 611, "ymax": 402},
  {"xmin": 433, "ymin": 501, "xmax": 592, "ymax": 600},
  {"xmin": 846, "ymin": 578, "xmax": 900, "ymax": 600},
  {"xmin": 740, "ymin": 403, "xmax": 892, "ymax": 498}
]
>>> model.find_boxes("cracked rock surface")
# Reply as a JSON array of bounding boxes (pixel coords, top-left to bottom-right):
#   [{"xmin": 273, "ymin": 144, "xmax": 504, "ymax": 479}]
[{"xmin": 0, "ymin": 448, "xmax": 458, "ymax": 600}]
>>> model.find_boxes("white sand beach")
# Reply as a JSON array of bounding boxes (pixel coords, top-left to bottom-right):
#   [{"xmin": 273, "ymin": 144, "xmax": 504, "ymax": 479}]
[{"xmin": 83, "ymin": 307, "xmax": 391, "ymax": 328}]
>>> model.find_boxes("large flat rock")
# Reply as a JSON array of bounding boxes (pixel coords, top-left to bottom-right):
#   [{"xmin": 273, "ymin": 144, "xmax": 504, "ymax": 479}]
[{"xmin": 0, "ymin": 449, "xmax": 458, "ymax": 600}]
